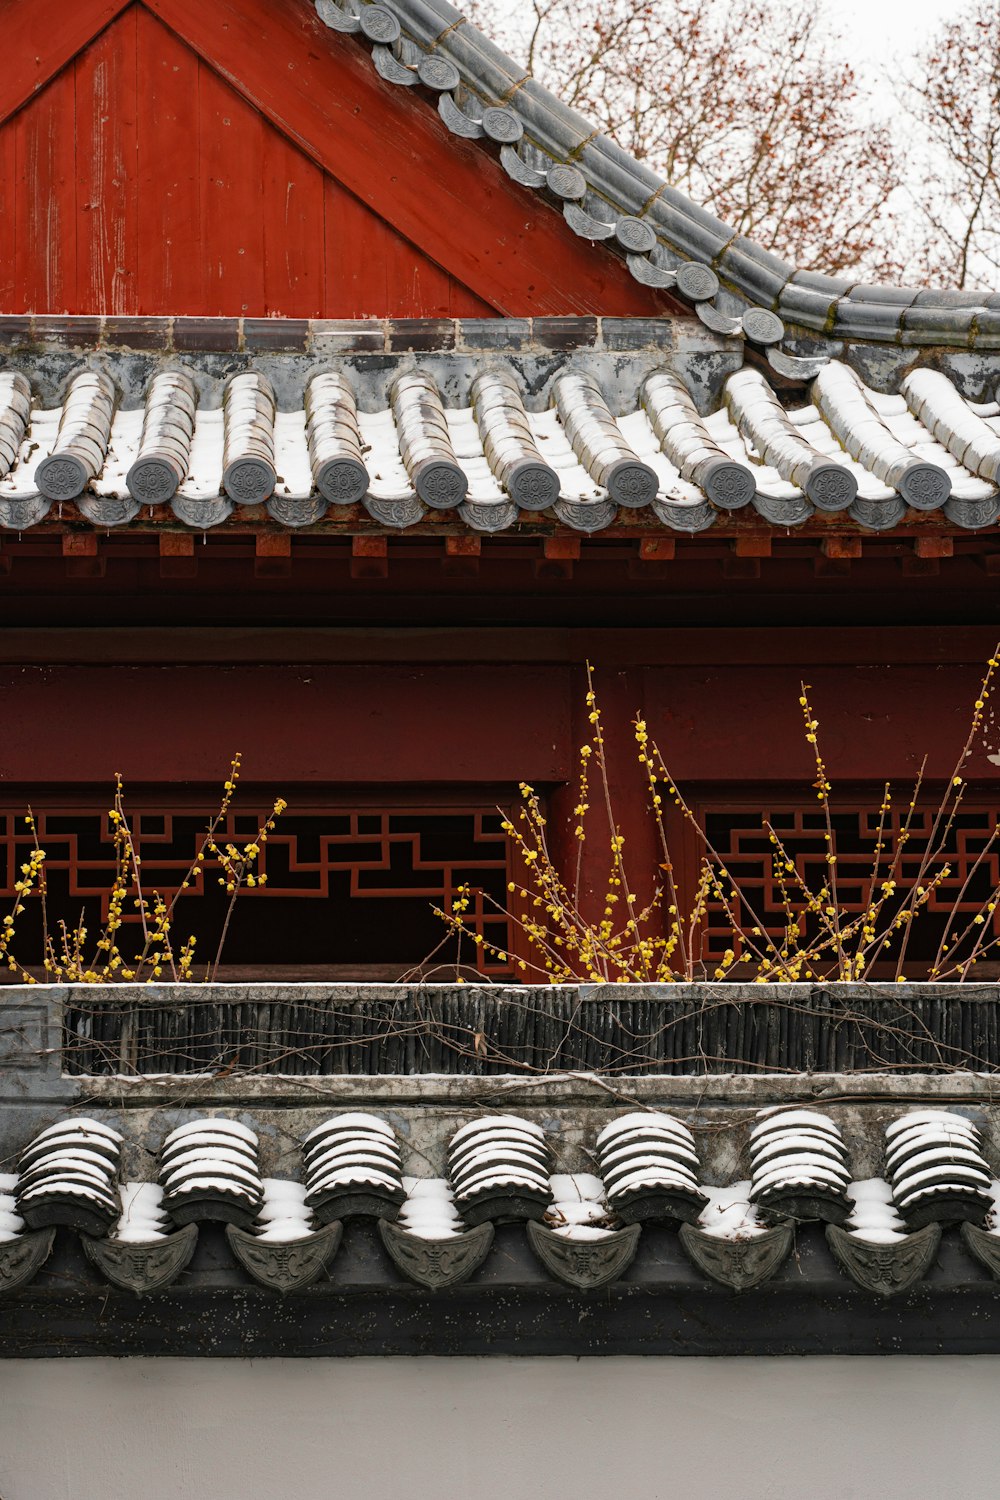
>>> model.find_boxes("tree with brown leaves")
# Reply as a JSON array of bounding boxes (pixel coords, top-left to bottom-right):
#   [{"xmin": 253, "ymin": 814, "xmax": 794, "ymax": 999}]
[
  {"xmin": 469, "ymin": 0, "xmax": 903, "ymax": 279},
  {"xmin": 902, "ymin": 1, "xmax": 1000, "ymax": 290}
]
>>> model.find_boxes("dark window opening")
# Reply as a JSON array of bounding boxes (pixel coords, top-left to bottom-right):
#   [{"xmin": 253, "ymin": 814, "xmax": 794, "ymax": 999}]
[
  {"xmin": 0, "ymin": 801, "xmax": 515, "ymax": 981},
  {"xmin": 698, "ymin": 791, "xmax": 1000, "ymax": 977}
]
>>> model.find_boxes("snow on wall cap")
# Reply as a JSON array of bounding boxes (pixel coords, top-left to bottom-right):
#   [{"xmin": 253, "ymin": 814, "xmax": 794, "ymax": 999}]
[
  {"xmin": 596, "ymin": 1112, "xmax": 694, "ymax": 1148},
  {"xmin": 751, "ymin": 1152, "xmax": 851, "ymax": 1184},
  {"xmin": 750, "ymin": 1109, "xmax": 842, "ymax": 1139},
  {"xmin": 885, "ymin": 1110, "xmax": 978, "ymax": 1140},
  {"xmin": 753, "ymin": 1168, "xmax": 848, "ymax": 1197},
  {"xmin": 32, "ymin": 1117, "xmax": 122, "ymax": 1144},
  {"xmin": 600, "ymin": 1136, "xmax": 699, "ymax": 1167},
  {"xmin": 164, "ymin": 1176, "xmax": 260, "ymax": 1199},
  {"xmin": 549, "ymin": 1173, "xmax": 605, "ymax": 1202},
  {"xmin": 20, "ymin": 1140, "xmax": 118, "ymax": 1176},
  {"xmin": 607, "ymin": 1168, "xmax": 705, "ymax": 1199},
  {"xmin": 163, "ymin": 1158, "xmax": 263, "ymax": 1191},
  {"xmin": 306, "ymin": 1154, "xmax": 403, "ymax": 1181},
  {"xmin": 8, "ymin": 348, "xmax": 1000, "ymax": 539},
  {"xmin": 165, "ymin": 1118, "xmax": 258, "ymax": 1146},
  {"xmin": 306, "ymin": 1166, "xmax": 401, "ymax": 1191},
  {"xmin": 452, "ymin": 1156, "xmax": 551, "ymax": 1186},
  {"xmin": 19, "ymin": 1179, "xmax": 117, "ymax": 1205},
  {"xmin": 448, "ymin": 1114, "xmax": 545, "ymax": 1148},
  {"xmin": 886, "ymin": 1126, "xmax": 981, "ymax": 1159},
  {"xmin": 402, "ymin": 1177, "xmax": 456, "ymax": 1200},
  {"xmin": 161, "ymin": 1132, "xmax": 258, "ymax": 1160},
  {"xmin": 302, "ymin": 1112, "xmax": 397, "ymax": 1145},
  {"xmin": 604, "ymin": 1160, "xmax": 699, "ymax": 1191},
  {"xmin": 455, "ymin": 1167, "xmax": 551, "ymax": 1197},
  {"xmin": 751, "ymin": 1131, "xmax": 847, "ymax": 1161},
  {"xmin": 451, "ymin": 1145, "xmax": 548, "ymax": 1175},
  {"xmin": 888, "ymin": 1145, "xmax": 990, "ymax": 1179},
  {"xmin": 449, "ymin": 1127, "xmax": 548, "ymax": 1154},
  {"xmin": 893, "ymin": 1164, "xmax": 992, "ymax": 1201},
  {"xmin": 20, "ymin": 1165, "xmax": 115, "ymax": 1196},
  {"xmin": 19, "ymin": 1150, "xmax": 116, "ymax": 1176},
  {"xmin": 308, "ymin": 1140, "xmax": 401, "ymax": 1170}
]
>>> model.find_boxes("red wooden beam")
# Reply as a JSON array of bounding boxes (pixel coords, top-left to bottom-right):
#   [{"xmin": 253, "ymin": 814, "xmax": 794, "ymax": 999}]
[
  {"xmin": 444, "ymin": 536, "xmax": 481, "ymax": 557},
  {"xmin": 351, "ymin": 534, "xmax": 388, "ymax": 579},
  {"xmin": 62, "ymin": 531, "xmax": 103, "ymax": 578},
  {"xmin": 255, "ymin": 533, "xmax": 292, "ymax": 578},
  {"xmin": 141, "ymin": 0, "xmax": 675, "ymax": 317},
  {"xmin": 638, "ymin": 538, "xmax": 676, "ymax": 561},
  {"xmin": 536, "ymin": 535, "xmax": 580, "ymax": 580},
  {"xmin": 0, "ymin": 0, "xmax": 130, "ymax": 127},
  {"xmin": 158, "ymin": 532, "xmax": 196, "ymax": 579},
  {"xmin": 914, "ymin": 536, "xmax": 954, "ymax": 559},
  {"xmin": 443, "ymin": 534, "xmax": 481, "ymax": 577},
  {"xmin": 821, "ymin": 537, "xmax": 863, "ymax": 559},
  {"xmin": 62, "ymin": 534, "xmax": 98, "ymax": 556},
  {"xmin": 722, "ymin": 555, "xmax": 760, "ymax": 579},
  {"xmin": 542, "ymin": 538, "xmax": 582, "ymax": 561},
  {"xmin": 733, "ymin": 536, "xmax": 772, "ymax": 558}
]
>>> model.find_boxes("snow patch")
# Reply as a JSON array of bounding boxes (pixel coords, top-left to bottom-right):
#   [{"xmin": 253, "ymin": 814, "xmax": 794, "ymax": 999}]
[
  {"xmin": 397, "ymin": 1176, "xmax": 463, "ymax": 1239},
  {"xmin": 545, "ymin": 1171, "xmax": 617, "ymax": 1240},
  {"xmin": 252, "ymin": 1179, "xmax": 314, "ymax": 1242},
  {"xmin": 114, "ymin": 1181, "xmax": 169, "ymax": 1243},
  {"xmin": 697, "ymin": 1182, "xmax": 766, "ymax": 1240},
  {"xmin": 846, "ymin": 1179, "xmax": 908, "ymax": 1243}
]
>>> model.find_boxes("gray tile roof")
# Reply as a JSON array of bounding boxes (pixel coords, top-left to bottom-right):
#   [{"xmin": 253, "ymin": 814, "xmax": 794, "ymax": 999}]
[
  {"xmin": 5, "ymin": 341, "xmax": 1000, "ymax": 535},
  {"xmin": 318, "ymin": 0, "xmax": 1000, "ymax": 352},
  {"xmin": 5, "ymin": 1104, "xmax": 1000, "ymax": 1300}
]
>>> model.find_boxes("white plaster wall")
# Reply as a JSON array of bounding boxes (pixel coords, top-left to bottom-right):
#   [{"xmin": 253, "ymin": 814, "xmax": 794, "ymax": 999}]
[{"xmin": 0, "ymin": 1356, "xmax": 995, "ymax": 1500}]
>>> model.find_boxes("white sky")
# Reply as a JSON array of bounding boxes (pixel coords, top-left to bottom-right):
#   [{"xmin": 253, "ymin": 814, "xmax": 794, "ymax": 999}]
[
  {"xmin": 832, "ymin": 0, "xmax": 953, "ymax": 67},
  {"xmin": 489, "ymin": 0, "xmax": 957, "ymax": 79}
]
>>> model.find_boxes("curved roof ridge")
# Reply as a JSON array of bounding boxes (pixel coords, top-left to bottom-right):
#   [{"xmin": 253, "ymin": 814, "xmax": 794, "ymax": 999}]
[{"xmin": 318, "ymin": 0, "xmax": 1000, "ymax": 352}]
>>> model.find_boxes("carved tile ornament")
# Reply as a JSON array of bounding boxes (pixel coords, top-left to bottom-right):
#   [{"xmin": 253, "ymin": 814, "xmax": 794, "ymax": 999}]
[
  {"xmin": 82, "ymin": 1224, "xmax": 198, "ymax": 1294},
  {"xmin": 379, "ymin": 1218, "xmax": 494, "ymax": 1289},
  {"xmin": 526, "ymin": 1221, "xmax": 641, "ymax": 1290},
  {"xmin": 679, "ymin": 1221, "xmax": 795, "ymax": 1291},
  {"xmin": 960, "ymin": 1221, "xmax": 1000, "ymax": 1280},
  {"xmin": 825, "ymin": 1223, "xmax": 941, "ymax": 1298},
  {"xmin": 0, "ymin": 1227, "xmax": 56, "ymax": 1295},
  {"xmin": 225, "ymin": 1221, "xmax": 344, "ymax": 1292}
]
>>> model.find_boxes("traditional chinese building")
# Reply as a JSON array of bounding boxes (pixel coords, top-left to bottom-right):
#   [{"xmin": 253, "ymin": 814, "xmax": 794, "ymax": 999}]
[
  {"xmin": 3, "ymin": 2, "xmax": 1000, "ymax": 1495},
  {"xmin": 1, "ymin": 0, "xmax": 1000, "ymax": 981}
]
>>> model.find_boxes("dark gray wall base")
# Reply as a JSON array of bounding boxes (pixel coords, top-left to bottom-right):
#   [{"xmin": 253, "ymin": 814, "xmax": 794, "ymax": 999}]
[{"xmin": 2, "ymin": 1220, "xmax": 998, "ymax": 1359}]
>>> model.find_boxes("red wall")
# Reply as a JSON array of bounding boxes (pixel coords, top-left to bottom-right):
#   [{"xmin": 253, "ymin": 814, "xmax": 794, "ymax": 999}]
[
  {"xmin": 0, "ymin": 7, "xmax": 491, "ymax": 317},
  {"xmin": 0, "ymin": 0, "xmax": 673, "ymax": 318}
]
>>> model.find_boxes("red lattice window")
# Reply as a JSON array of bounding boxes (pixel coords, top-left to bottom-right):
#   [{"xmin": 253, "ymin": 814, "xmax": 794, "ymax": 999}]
[
  {"xmin": 697, "ymin": 792, "xmax": 1000, "ymax": 975},
  {"xmin": 0, "ymin": 800, "xmax": 514, "ymax": 979}
]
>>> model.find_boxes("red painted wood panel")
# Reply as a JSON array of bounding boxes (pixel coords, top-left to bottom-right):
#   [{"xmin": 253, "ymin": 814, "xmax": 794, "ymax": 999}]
[
  {"xmin": 262, "ymin": 124, "xmax": 326, "ymax": 318},
  {"xmin": 0, "ymin": 4, "xmax": 498, "ymax": 315},
  {"xmin": 12, "ymin": 70, "xmax": 77, "ymax": 313},
  {"xmin": 199, "ymin": 62, "xmax": 265, "ymax": 315},
  {"xmin": 323, "ymin": 180, "xmax": 493, "ymax": 318},
  {"xmin": 75, "ymin": 7, "xmax": 139, "ymax": 314},
  {"xmin": 0, "ymin": 0, "xmax": 671, "ymax": 316},
  {"xmin": 0, "ymin": 0, "xmax": 130, "ymax": 128},
  {"xmin": 0, "ymin": 665, "xmax": 573, "ymax": 785},
  {"xmin": 136, "ymin": 6, "xmax": 203, "ymax": 311},
  {"xmin": 0, "ymin": 126, "xmax": 17, "ymax": 309},
  {"xmin": 142, "ymin": 0, "xmax": 670, "ymax": 316}
]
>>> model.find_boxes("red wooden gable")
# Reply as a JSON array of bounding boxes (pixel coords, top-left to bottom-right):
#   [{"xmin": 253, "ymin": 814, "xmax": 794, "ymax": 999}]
[{"xmin": 0, "ymin": 0, "xmax": 671, "ymax": 318}]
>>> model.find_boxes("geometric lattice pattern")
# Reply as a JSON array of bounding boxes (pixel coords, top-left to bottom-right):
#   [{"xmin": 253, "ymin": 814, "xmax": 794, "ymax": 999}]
[
  {"xmin": 702, "ymin": 799, "xmax": 1000, "ymax": 973},
  {"xmin": 0, "ymin": 806, "xmax": 513, "ymax": 976}
]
